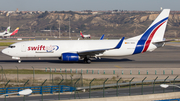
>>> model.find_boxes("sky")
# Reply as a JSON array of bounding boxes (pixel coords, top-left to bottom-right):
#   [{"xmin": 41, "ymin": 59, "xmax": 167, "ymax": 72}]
[{"xmin": 0, "ymin": 0, "xmax": 180, "ymax": 11}]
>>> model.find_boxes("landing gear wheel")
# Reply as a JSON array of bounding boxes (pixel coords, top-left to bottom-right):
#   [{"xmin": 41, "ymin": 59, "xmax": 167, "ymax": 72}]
[
  {"xmin": 18, "ymin": 60, "xmax": 21, "ymax": 63},
  {"xmin": 86, "ymin": 59, "xmax": 91, "ymax": 64},
  {"xmin": 84, "ymin": 58, "xmax": 91, "ymax": 64}
]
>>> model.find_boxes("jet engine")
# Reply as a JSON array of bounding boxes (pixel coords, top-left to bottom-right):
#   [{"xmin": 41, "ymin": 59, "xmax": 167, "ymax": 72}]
[{"xmin": 61, "ymin": 53, "xmax": 79, "ymax": 62}]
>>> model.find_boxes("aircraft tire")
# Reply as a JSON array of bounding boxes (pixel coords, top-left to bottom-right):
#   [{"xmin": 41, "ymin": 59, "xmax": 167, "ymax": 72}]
[
  {"xmin": 84, "ymin": 58, "xmax": 91, "ymax": 64},
  {"xmin": 87, "ymin": 59, "xmax": 91, "ymax": 64}
]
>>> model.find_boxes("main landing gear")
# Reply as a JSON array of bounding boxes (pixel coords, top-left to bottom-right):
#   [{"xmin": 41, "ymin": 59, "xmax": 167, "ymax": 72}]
[{"xmin": 84, "ymin": 57, "xmax": 91, "ymax": 64}]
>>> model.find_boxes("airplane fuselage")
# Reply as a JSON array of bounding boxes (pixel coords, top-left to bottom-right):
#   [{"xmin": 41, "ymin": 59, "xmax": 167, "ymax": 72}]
[{"xmin": 2, "ymin": 39, "xmax": 161, "ymax": 58}]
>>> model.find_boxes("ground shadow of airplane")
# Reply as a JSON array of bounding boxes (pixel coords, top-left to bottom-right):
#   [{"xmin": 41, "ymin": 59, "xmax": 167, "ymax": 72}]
[{"xmin": 0, "ymin": 58, "xmax": 134, "ymax": 64}]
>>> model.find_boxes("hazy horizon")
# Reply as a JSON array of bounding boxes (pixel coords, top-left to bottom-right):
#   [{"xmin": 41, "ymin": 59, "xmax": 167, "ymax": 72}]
[{"xmin": 0, "ymin": 0, "xmax": 179, "ymax": 11}]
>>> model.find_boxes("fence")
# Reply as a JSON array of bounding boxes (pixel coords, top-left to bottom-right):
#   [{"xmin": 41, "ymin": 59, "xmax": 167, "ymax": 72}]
[
  {"xmin": 0, "ymin": 66, "xmax": 180, "ymax": 101},
  {"xmin": 0, "ymin": 76, "xmax": 180, "ymax": 101},
  {"xmin": 0, "ymin": 66, "xmax": 84, "ymax": 88},
  {"xmin": 45, "ymin": 68, "xmax": 176, "ymax": 75},
  {"xmin": 0, "ymin": 85, "xmax": 75, "ymax": 95}
]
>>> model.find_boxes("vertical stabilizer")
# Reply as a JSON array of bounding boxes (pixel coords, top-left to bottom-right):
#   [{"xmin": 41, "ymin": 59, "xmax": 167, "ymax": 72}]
[
  {"xmin": 143, "ymin": 9, "xmax": 170, "ymax": 41},
  {"xmin": 3, "ymin": 26, "xmax": 10, "ymax": 33},
  {"xmin": 80, "ymin": 31, "xmax": 84, "ymax": 38},
  {"xmin": 132, "ymin": 9, "xmax": 170, "ymax": 54},
  {"xmin": 10, "ymin": 27, "xmax": 19, "ymax": 36}
]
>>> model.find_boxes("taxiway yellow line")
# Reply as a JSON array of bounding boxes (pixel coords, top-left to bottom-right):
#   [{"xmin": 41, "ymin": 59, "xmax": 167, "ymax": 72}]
[{"xmin": 114, "ymin": 65, "xmax": 122, "ymax": 69}]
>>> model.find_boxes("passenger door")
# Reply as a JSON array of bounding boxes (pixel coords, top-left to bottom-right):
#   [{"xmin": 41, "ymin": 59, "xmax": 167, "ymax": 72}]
[{"xmin": 21, "ymin": 44, "xmax": 26, "ymax": 52}]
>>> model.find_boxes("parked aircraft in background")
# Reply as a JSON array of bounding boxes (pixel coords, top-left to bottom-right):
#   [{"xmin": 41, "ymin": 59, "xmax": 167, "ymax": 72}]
[
  {"xmin": 78, "ymin": 34, "xmax": 104, "ymax": 40},
  {"xmin": 0, "ymin": 26, "xmax": 10, "ymax": 36},
  {"xmin": 3, "ymin": 27, "xmax": 19, "ymax": 37},
  {"xmin": 80, "ymin": 31, "xmax": 91, "ymax": 39},
  {"xmin": 2, "ymin": 9, "xmax": 170, "ymax": 63},
  {"xmin": 0, "ymin": 27, "xmax": 19, "ymax": 37}
]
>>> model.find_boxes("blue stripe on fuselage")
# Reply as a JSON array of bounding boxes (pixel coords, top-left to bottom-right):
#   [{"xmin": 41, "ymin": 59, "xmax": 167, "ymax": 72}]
[{"xmin": 133, "ymin": 17, "xmax": 168, "ymax": 54}]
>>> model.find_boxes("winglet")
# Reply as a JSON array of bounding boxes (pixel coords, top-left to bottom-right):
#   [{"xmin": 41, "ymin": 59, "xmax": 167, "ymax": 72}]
[
  {"xmin": 100, "ymin": 34, "xmax": 104, "ymax": 40},
  {"xmin": 113, "ymin": 37, "xmax": 125, "ymax": 49}
]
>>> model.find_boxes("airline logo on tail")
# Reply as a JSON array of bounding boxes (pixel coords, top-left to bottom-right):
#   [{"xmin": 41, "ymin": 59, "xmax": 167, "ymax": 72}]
[
  {"xmin": 133, "ymin": 18, "xmax": 168, "ymax": 54},
  {"xmin": 133, "ymin": 9, "xmax": 170, "ymax": 54},
  {"xmin": 10, "ymin": 27, "xmax": 19, "ymax": 36},
  {"xmin": 6, "ymin": 26, "xmax": 10, "ymax": 33},
  {"xmin": 3, "ymin": 26, "xmax": 10, "ymax": 34},
  {"xmin": 80, "ymin": 31, "xmax": 84, "ymax": 38}
]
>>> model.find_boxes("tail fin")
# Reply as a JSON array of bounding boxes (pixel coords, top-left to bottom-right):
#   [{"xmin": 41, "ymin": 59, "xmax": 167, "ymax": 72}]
[
  {"xmin": 128, "ymin": 9, "xmax": 170, "ymax": 41},
  {"xmin": 80, "ymin": 31, "xmax": 84, "ymax": 38},
  {"xmin": 3, "ymin": 26, "xmax": 10, "ymax": 33},
  {"xmin": 132, "ymin": 9, "xmax": 170, "ymax": 54},
  {"xmin": 10, "ymin": 27, "xmax": 19, "ymax": 36},
  {"xmin": 142, "ymin": 9, "xmax": 170, "ymax": 41},
  {"xmin": 100, "ymin": 34, "xmax": 104, "ymax": 40}
]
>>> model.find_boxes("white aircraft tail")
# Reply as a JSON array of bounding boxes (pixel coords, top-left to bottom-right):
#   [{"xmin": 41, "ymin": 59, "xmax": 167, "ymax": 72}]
[
  {"xmin": 128, "ymin": 9, "xmax": 170, "ymax": 41},
  {"xmin": 130, "ymin": 9, "xmax": 170, "ymax": 54},
  {"xmin": 3, "ymin": 26, "xmax": 10, "ymax": 33}
]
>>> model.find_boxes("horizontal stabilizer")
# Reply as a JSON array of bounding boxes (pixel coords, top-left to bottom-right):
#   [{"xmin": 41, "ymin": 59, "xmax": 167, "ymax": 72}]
[{"xmin": 152, "ymin": 39, "xmax": 175, "ymax": 44}]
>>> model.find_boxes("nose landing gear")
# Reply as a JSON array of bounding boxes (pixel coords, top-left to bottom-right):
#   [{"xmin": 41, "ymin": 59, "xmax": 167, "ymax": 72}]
[{"xmin": 84, "ymin": 57, "xmax": 91, "ymax": 64}]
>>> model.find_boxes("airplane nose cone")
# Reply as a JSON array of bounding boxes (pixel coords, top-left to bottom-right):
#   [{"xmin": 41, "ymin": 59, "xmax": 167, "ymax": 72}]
[{"xmin": 2, "ymin": 48, "xmax": 8, "ymax": 55}]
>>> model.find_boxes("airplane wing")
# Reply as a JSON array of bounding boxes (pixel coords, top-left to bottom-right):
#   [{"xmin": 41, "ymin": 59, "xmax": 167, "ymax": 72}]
[
  {"xmin": 78, "ymin": 37, "xmax": 125, "ymax": 56},
  {"xmin": 78, "ymin": 49, "xmax": 109, "ymax": 56}
]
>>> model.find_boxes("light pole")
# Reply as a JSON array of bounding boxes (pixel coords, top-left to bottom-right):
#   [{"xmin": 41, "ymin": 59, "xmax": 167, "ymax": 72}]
[
  {"xmin": 160, "ymin": 84, "xmax": 180, "ymax": 89},
  {"xmin": 58, "ymin": 15, "xmax": 61, "ymax": 38},
  {"xmin": 0, "ymin": 89, "xmax": 32, "ymax": 97},
  {"xmin": 69, "ymin": 16, "xmax": 71, "ymax": 38}
]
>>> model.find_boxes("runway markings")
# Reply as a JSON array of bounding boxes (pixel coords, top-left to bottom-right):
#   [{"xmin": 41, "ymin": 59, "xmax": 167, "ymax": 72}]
[{"xmin": 115, "ymin": 65, "xmax": 122, "ymax": 68}]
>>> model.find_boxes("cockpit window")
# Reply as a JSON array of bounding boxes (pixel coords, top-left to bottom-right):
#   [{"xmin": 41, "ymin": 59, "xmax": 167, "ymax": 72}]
[{"xmin": 8, "ymin": 45, "xmax": 15, "ymax": 48}]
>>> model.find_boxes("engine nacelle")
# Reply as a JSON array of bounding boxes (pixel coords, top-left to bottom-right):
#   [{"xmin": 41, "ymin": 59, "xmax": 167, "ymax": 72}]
[{"xmin": 61, "ymin": 53, "xmax": 79, "ymax": 62}]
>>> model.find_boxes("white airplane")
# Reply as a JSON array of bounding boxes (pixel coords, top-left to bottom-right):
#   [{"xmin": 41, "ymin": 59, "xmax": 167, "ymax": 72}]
[
  {"xmin": 2, "ymin": 9, "xmax": 170, "ymax": 63},
  {"xmin": 80, "ymin": 31, "xmax": 91, "ymax": 39},
  {"xmin": 0, "ymin": 26, "xmax": 11, "ymax": 36}
]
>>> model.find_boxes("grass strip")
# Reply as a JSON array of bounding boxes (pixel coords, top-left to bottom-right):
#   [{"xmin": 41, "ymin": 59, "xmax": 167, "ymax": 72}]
[
  {"xmin": 2, "ymin": 69, "xmax": 62, "ymax": 74},
  {"xmin": 0, "ymin": 42, "xmax": 15, "ymax": 46}
]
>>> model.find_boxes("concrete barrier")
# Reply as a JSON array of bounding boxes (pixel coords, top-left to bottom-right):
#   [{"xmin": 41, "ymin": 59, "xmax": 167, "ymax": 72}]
[{"xmin": 50, "ymin": 92, "xmax": 180, "ymax": 101}]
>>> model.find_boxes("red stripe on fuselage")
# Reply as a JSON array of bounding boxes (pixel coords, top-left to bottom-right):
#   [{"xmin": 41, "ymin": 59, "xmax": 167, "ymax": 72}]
[{"xmin": 142, "ymin": 21, "xmax": 166, "ymax": 53}]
